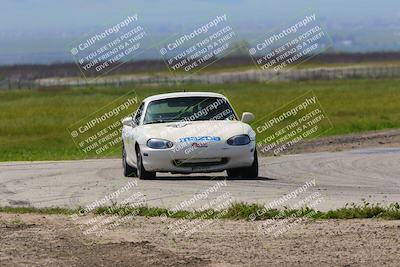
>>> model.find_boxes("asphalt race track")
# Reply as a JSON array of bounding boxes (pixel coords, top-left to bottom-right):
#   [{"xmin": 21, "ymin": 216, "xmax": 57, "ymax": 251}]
[{"xmin": 1, "ymin": 147, "xmax": 399, "ymax": 211}]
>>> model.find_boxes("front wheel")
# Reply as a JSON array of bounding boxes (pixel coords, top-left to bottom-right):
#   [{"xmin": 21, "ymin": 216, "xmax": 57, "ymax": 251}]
[
  {"xmin": 227, "ymin": 150, "xmax": 258, "ymax": 179},
  {"xmin": 136, "ymin": 147, "xmax": 156, "ymax": 180}
]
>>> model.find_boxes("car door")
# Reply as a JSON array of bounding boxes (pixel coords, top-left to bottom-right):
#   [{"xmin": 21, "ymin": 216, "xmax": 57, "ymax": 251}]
[{"xmin": 125, "ymin": 102, "xmax": 144, "ymax": 166}]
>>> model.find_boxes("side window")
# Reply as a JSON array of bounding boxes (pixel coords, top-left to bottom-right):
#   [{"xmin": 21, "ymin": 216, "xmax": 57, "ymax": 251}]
[{"xmin": 133, "ymin": 103, "xmax": 144, "ymax": 125}]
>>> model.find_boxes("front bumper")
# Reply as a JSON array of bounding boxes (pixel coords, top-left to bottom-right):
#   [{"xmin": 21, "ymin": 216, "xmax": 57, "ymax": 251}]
[{"xmin": 140, "ymin": 141, "xmax": 255, "ymax": 173}]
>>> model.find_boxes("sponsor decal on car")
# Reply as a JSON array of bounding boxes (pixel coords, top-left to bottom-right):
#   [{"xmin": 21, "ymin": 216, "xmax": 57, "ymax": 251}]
[
  {"xmin": 179, "ymin": 136, "xmax": 221, "ymax": 142},
  {"xmin": 191, "ymin": 142, "xmax": 208, "ymax": 148}
]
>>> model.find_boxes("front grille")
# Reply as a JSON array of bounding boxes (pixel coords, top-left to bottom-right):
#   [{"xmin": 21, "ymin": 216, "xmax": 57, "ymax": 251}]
[{"xmin": 173, "ymin": 158, "xmax": 228, "ymax": 168}]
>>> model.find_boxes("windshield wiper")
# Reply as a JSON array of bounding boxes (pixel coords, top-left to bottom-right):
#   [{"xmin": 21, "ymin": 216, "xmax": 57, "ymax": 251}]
[
  {"xmin": 145, "ymin": 119, "xmax": 178, "ymax": 125},
  {"xmin": 145, "ymin": 120, "xmax": 166, "ymax": 125}
]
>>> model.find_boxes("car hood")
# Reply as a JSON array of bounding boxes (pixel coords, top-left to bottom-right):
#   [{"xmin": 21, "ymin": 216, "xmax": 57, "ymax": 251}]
[{"xmin": 138, "ymin": 120, "xmax": 254, "ymax": 143}]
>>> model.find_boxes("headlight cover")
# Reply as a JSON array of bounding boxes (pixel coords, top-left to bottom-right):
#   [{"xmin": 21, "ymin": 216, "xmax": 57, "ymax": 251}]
[
  {"xmin": 147, "ymin": 138, "xmax": 174, "ymax": 149},
  {"xmin": 227, "ymin": 134, "xmax": 251, "ymax": 146}
]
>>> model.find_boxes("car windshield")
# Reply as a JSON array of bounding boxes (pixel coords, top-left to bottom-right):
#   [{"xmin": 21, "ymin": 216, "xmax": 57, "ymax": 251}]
[{"xmin": 143, "ymin": 97, "xmax": 237, "ymax": 124}]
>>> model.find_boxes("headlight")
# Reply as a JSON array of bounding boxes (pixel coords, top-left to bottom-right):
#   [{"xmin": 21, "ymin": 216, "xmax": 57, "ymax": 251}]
[
  {"xmin": 147, "ymin": 138, "xmax": 174, "ymax": 149},
  {"xmin": 227, "ymin": 135, "xmax": 251, "ymax": 146}
]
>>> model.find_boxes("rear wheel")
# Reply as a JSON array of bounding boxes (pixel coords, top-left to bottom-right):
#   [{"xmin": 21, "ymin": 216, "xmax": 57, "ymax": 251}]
[
  {"xmin": 227, "ymin": 150, "xmax": 258, "ymax": 178},
  {"xmin": 122, "ymin": 145, "xmax": 137, "ymax": 177},
  {"xmin": 136, "ymin": 147, "xmax": 156, "ymax": 180}
]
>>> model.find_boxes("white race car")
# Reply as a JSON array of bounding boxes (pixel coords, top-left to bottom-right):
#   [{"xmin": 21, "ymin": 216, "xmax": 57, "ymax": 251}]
[{"xmin": 121, "ymin": 92, "xmax": 258, "ymax": 179}]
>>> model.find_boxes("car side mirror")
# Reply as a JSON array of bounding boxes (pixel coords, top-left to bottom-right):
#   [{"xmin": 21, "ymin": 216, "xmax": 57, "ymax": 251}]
[
  {"xmin": 122, "ymin": 116, "xmax": 135, "ymax": 127},
  {"xmin": 241, "ymin": 112, "xmax": 255, "ymax": 123}
]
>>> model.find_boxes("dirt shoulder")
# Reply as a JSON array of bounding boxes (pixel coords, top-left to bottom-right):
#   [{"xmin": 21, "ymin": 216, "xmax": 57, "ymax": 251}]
[
  {"xmin": 1, "ymin": 212, "xmax": 399, "ymax": 266},
  {"xmin": 260, "ymin": 128, "xmax": 400, "ymax": 155}
]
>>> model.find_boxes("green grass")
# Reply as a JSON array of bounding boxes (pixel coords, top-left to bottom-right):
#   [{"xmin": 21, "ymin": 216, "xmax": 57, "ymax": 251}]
[
  {"xmin": 1, "ymin": 78, "xmax": 400, "ymax": 161},
  {"xmin": 1, "ymin": 202, "xmax": 399, "ymax": 220},
  {"xmin": 0, "ymin": 206, "xmax": 76, "ymax": 215}
]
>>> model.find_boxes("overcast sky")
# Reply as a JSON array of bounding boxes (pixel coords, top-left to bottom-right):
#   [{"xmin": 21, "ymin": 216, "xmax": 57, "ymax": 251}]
[
  {"xmin": 1, "ymin": 0, "xmax": 399, "ymax": 33},
  {"xmin": 0, "ymin": 0, "xmax": 399, "ymax": 64}
]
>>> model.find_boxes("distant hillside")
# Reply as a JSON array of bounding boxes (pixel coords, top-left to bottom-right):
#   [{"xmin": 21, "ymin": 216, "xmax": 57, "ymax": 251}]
[{"xmin": 2, "ymin": 52, "xmax": 400, "ymax": 80}]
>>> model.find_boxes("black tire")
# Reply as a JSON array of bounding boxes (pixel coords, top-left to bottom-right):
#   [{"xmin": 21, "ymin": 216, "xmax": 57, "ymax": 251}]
[
  {"xmin": 247, "ymin": 150, "xmax": 259, "ymax": 178},
  {"xmin": 227, "ymin": 168, "xmax": 242, "ymax": 178},
  {"xmin": 227, "ymin": 150, "xmax": 258, "ymax": 179},
  {"xmin": 123, "ymin": 145, "xmax": 137, "ymax": 177},
  {"xmin": 136, "ymin": 147, "xmax": 156, "ymax": 180}
]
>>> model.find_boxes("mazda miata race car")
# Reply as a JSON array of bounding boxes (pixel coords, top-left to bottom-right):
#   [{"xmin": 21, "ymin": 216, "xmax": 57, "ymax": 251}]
[{"xmin": 121, "ymin": 92, "xmax": 258, "ymax": 179}]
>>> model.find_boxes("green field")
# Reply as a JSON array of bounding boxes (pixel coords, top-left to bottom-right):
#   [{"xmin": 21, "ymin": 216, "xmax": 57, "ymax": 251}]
[
  {"xmin": 1, "ymin": 202, "xmax": 400, "ymax": 220},
  {"xmin": 1, "ymin": 78, "xmax": 400, "ymax": 161}
]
